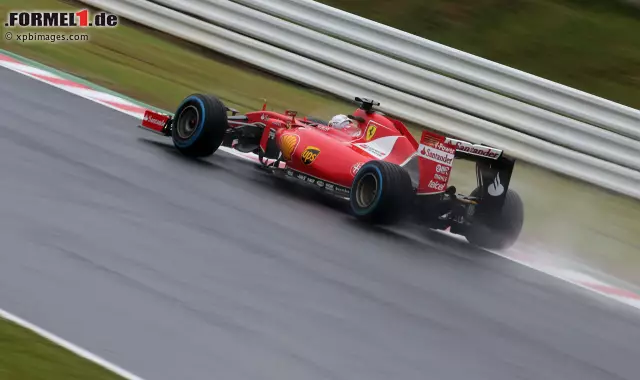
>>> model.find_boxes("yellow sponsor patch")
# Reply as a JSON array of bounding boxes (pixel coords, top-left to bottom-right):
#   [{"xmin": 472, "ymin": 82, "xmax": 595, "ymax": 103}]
[
  {"xmin": 301, "ymin": 146, "xmax": 321, "ymax": 165},
  {"xmin": 280, "ymin": 134, "xmax": 300, "ymax": 161}
]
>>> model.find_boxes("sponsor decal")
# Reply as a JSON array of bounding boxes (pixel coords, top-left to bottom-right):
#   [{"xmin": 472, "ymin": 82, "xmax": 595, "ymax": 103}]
[
  {"xmin": 358, "ymin": 144, "xmax": 386, "ymax": 159},
  {"xmin": 350, "ymin": 162, "xmax": 364, "ymax": 177},
  {"xmin": 445, "ymin": 138, "xmax": 502, "ymax": 160},
  {"xmin": 301, "ymin": 146, "xmax": 320, "ymax": 165},
  {"xmin": 434, "ymin": 173, "xmax": 448, "ymax": 182},
  {"xmin": 283, "ymin": 168, "xmax": 348, "ymax": 195},
  {"xmin": 434, "ymin": 142, "xmax": 455, "ymax": 155},
  {"xmin": 417, "ymin": 130, "xmax": 455, "ymax": 196},
  {"xmin": 144, "ymin": 114, "xmax": 166, "ymax": 127},
  {"xmin": 365, "ymin": 124, "xmax": 377, "ymax": 141},
  {"xmin": 317, "ymin": 125, "xmax": 331, "ymax": 132},
  {"xmin": 286, "ymin": 120, "xmax": 292, "ymax": 129},
  {"xmin": 279, "ymin": 134, "xmax": 300, "ymax": 161},
  {"xmin": 487, "ymin": 172, "xmax": 505, "ymax": 196},
  {"xmin": 261, "ymin": 113, "xmax": 270, "ymax": 121},
  {"xmin": 427, "ymin": 180, "xmax": 446, "ymax": 192},
  {"xmin": 435, "ymin": 164, "xmax": 450, "ymax": 174},
  {"xmin": 418, "ymin": 144, "xmax": 454, "ymax": 165},
  {"xmin": 142, "ymin": 111, "xmax": 170, "ymax": 131}
]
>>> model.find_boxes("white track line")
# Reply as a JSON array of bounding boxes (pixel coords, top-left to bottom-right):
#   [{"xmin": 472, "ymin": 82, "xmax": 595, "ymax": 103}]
[{"xmin": 0, "ymin": 308, "xmax": 145, "ymax": 380}]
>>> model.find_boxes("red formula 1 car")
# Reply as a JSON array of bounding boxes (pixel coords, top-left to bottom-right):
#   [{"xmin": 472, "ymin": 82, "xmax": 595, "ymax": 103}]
[{"xmin": 139, "ymin": 94, "xmax": 524, "ymax": 250}]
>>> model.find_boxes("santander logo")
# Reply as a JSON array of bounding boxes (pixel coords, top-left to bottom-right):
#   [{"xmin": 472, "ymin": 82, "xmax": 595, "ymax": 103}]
[
  {"xmin": 445, "ymin": 138, "xmax": 502, "ymax": 160},
  {"xmin": 487, "ymin": 173, "xmax": 505, "ymax": 196},
  {"xmin": 144, "ymin": 113, "xmax": 168, "ymax": 127},
  {"xmin": 419, "ymin": 144, "xmax": 454, "ymax": 165}
]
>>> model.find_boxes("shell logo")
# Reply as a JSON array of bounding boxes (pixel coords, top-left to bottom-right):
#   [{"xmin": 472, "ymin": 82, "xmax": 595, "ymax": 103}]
[{"xmin": 280, "ymin": 134, "xmax": 300, "ymax": 161}]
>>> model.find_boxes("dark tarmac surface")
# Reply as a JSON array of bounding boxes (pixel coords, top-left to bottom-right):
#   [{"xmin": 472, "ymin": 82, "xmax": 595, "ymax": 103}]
[{"xmin": 1, "ymin": 66, "xmax": 639, "ymax": 380}]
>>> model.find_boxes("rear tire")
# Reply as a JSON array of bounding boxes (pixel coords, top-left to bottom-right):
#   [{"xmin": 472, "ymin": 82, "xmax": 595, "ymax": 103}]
[
  {"xmin": 464, "ymin": 187, "xmax": 524, "ymax": 250},
  {"xmin": 172, "ymin": 94, "xmax": 228, "ymax": 157},
  {"xmin": 349, "ymin": 160, "xmax": 414, "ymax": 225}
]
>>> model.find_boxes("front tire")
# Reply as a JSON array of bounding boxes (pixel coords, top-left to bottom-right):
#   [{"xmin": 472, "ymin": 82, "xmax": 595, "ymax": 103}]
[
  {"xmin": 349, "ymin": 160, "xmax": 414, "ymax": 225},
  {"xmin": 172, "ymin": 94, "xmax": 228, "ymax": 157}
]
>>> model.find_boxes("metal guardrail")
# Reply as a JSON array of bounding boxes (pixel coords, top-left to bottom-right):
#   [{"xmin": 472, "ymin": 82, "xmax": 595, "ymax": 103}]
[
  {"xmin": 150, "ymin": 0, "xmax": 640, "ymax": 173},
  {"xmin": 77, "ymin": 0, "xmax": 640, "ymax": 199},
  {"xmin": 232, "ymin": 0, "xmax": 640, "ymax": 142}
]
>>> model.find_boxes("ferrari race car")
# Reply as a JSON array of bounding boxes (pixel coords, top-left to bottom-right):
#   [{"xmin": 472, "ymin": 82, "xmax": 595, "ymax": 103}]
[{"xmin": 139, "ymin": 94, "xmax": 524, "ymax": 250}]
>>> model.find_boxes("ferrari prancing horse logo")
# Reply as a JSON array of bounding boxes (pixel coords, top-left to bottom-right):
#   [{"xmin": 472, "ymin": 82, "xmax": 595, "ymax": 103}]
[
  {"xmin": 365, "ymin": 124, "xmax": 377, "ymax": 141},
  {"xmin": 280, "ymin": 134, "xmax": 300, "ymax": 161},
  {"xmin": 301, "ymin": 146, "xmax": 320, "ymax": 165}
]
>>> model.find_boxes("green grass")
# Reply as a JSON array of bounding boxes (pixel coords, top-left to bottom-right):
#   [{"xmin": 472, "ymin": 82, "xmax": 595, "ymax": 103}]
[
  {"xmin": 0, "ymin": 0, "xmax": 354, "ymax": 117},
  {"xmin": 1, "ymin": 0, "xmax": 640, "ymax": 286},
  {"xmin": 319, "ymin": 0, "xmax": 640, "ymax": 110},
  {"xmin": 0, "ymin": 316, "xmax": 123, "ymax": 379}
]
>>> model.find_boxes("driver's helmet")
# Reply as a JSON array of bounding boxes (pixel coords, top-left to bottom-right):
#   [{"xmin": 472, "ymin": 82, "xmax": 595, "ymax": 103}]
[{"xmin": 328, "ymin": 114, "xmax": 352, "ymax": 129}]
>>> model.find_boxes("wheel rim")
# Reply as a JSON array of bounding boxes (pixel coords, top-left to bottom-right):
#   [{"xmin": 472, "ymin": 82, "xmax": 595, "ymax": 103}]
[
  {"xmin": 355, "ymin": 172, "xmax": 378, "ymax": 209},
  {"xmin": 176, "ymin": 105, "xmax": 200, "ymax": 140}
]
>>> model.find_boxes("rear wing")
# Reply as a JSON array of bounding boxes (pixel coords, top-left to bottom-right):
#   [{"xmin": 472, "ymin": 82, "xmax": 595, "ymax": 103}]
[
  {"xmin": 412, "ymin": 130, "xmax": 516, "ymax": 211},
  {"xmin": 442, "ymin": 137, "xmax": 515, "ymax": 207},
  {"xmin": 444, "ymin": 138, "xmax": 503, "ymax": 161}
]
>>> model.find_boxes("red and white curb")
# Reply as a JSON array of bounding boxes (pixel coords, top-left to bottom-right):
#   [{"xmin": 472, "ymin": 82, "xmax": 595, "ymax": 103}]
[
  {"xmin": 0, "ymin": 53, "xmax": 284, "ymax": 168},
  {"xmin": 0, "ymin": 54, "xmax": 148, "ymax": 119},
  {"xmin": 1, "ymin": 51, "xmax": 640, "ymax": 311},
  {"xmin": 495, "ymin": 249, "xmax": 640, "ymax": 309}
]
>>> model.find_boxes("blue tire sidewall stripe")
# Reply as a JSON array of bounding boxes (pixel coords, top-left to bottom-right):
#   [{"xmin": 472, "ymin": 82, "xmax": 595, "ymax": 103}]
[
  {"xmin": 173, "ymin": 96, "xmax": 206, "ymax": 148},
  {"xmin": 351, "ymin": 165, "xmax": 383, "ymax": 215}
]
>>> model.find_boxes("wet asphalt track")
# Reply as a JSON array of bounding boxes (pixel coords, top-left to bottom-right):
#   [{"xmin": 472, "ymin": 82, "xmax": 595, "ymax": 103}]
[{"xmin": 1, "ymin": 66, "xmax": 640, "ymax": 380}]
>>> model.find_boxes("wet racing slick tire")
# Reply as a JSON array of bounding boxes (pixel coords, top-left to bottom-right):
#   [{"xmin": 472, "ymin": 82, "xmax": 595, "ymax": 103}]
[
  {"xmin": 349, "ymin": 160, "xmax": 414, "ymax": 225},
  {"xmin": 464, "ymin": 187, "xmax": 524, "ymax": 250},
  {"xmin": 172, "ymin": 93, "xmax": 228, "ymax": 157}
]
